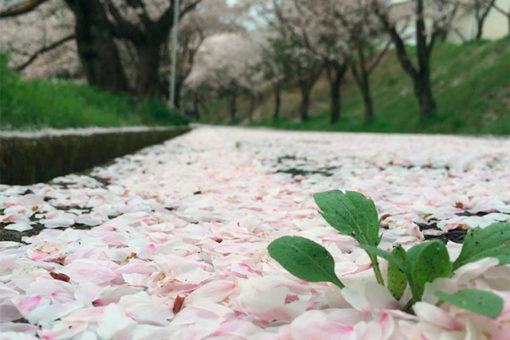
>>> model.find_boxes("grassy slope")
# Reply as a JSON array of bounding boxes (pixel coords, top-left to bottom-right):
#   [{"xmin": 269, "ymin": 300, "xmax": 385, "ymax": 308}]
[
  {"xmin": 240, "ymin": 38, "xmax": 509, "ymax": 134},
  {"xmin": 0, "ymin": 55, "xmax": 188, "ymax": 130}
]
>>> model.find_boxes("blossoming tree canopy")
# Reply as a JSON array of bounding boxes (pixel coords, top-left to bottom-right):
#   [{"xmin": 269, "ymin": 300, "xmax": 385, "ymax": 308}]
[
  {"xmin": 0, "ymin": 0, "xmax": 504, "ymax": 123},
  {"xmin": 1, "ymin": 0, "xmax": 213, "ymax": 95},
  {"xmin": 185, "ymin": 31, "xmax": 269, "ymax": 120}
]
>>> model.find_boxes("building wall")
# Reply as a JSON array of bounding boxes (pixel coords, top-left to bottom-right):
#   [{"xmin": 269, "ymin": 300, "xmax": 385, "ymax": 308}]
[
  {"xmin": 448, "ymin": 0, "xmax": 509, "ymax": 42},
  {"xmin": 484, "ymin": 0, "xmax": 509, "ymax": 38}
]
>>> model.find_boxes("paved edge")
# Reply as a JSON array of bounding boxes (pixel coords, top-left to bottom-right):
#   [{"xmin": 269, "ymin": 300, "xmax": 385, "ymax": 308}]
[{"xmin": 0, "ymin": 126, "xmax": 191, "ymax": 185}]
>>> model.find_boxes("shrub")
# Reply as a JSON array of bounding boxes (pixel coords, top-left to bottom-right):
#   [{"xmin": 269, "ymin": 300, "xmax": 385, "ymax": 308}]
[{"xmin": 0, "ymin": 54, "xmax": 188, "ymax": 130}]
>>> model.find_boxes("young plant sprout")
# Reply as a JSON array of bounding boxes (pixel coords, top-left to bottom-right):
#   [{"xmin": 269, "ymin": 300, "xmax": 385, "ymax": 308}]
[{"xmin": 268, "ymin": 190, "xmax": 509, "ymax": 318}]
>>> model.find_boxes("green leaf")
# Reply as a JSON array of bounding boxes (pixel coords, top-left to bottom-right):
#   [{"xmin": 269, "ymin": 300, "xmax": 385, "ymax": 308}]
[
  {"xmin": 452, "ymin": 222, "xmax": 510, "ymax": 271},
  {"xmin": 314, "ymin": 190, "xmax": 381, "ymax": 247},
  {"xmin": 358, "ymin": 244, "xmax": 406, "ymax": 271},
  {"xmin": 267, "ymin": 236, "xmax": 344, "ymax": 288},
  {"xmin": 388, "ymin": 246, "xmax": 408, "ymax": 300},
  {"xmin": 435, "ymin": 289, "xmax": 503, "ymax": 318},
  {"xmin": 407, "ymin": 241, "xmax": 451, "ymax": 301}
]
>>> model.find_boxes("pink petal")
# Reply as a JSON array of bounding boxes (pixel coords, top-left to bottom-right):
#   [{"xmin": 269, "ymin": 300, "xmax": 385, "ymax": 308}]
[{"xmin": 186, "ymin": 280, "xmax": 236, "ymax": 305}]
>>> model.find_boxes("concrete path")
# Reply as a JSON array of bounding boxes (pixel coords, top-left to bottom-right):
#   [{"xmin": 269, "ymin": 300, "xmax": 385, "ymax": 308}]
[{"xmin": 1, "ymin": 127, "xmax": 509, "ymax": 339}]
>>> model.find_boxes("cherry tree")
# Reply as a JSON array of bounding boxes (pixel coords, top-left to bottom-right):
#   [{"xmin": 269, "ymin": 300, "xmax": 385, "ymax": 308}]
[
  {"xmin": 63, "ymin": 0, "xmax": 130, "ymax": 93},
  {"xmin": 371, "ymin": 0, "xmax": 457, "ymax": 121},
  {"xmin": 271, "ymin": 0, "xmax": 389, "ymax": 124},
  {"xmin": 0, "ymin": 0, "xmax": 78, "ymax": 79},
  {"xmin": 268, "ymin": 0, "xmax": 323, "ymax": 122},
  {"xmin": 1, "ymin": 0, "xmax": 203, "ymax": 95},
  {"xmin": 328, "ymin": 0, "xmax": 390, "ymax": 123},
  {"xmin": 258, "ymin": 37, "xmax": 294, "ymax": 120},
  {"xmin": 287, "ymin": 0, "xmax": 351, "ymax": 124},
  {"xmin": 162, "ymin": 0, "xmax": 246, "ymax": 109},
  {"xmin": 461, "ymin": 0, "xmax": 504, "ymax": 39},
  {"xmin": 435, "ymin": 0, "xmax": 501, "ymax": 42},
  {"xmin": 185, "ymin": 32, "xmax": 267, "ymax": 122},
  {"xmin": 92, "ymin": 0, "xmax": 203, "ymax": 96}
]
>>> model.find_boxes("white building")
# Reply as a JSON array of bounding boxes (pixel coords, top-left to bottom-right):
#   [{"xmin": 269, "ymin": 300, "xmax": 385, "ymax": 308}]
[{"xmin": 449, "ymin": 0, "xmax": 509, "ymax": 42}]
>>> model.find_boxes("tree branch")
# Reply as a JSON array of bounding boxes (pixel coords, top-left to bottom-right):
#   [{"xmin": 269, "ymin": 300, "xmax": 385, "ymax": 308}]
[
  {"xmin": 15, "ymin": 34, "xmax": 75, "ymax": 71},
  {"xmin": 125, "ymin": 0, "xmax": 153, "ymax": 28},
  {"xmin": 372, "ymin": 0, "xmax": 418, "ymax": 80},
  {"xmin": 104, "ymin": 2, "xmax": 144, "ymax": 43},
  {"xmin": 367, "ymin": 40, "xmax": 391, "ymax": 75},
  {"xmin": 350, "ymin": 61, "xmax": 363, "ymax": 89},
  {"xmin": 452, "ymin": 26, "xmax": 468, "ymax": 42},
  {"xmin": 480, "ymin": 0, "xmax": 497, "ymax": 25},
  {"xmin": 180, "ymin": 0, "xmax": 202, "ymax": 19},
  {"xmin": 0, "ymin": 0, "xmax": 49, "ymax": 18},
  {"xmin": 492, "ymin": 2, "xmax": 509, "ymax": 15},
  {"xmin": 415, "ymin": 0, "xmax": 429, "ymax": 68},
  {"xmin": 428, "ymin": 26, "xmax": 440, "ymax": 54},
  {"xmin": 156, "ymin": 0, "xmax": 202, "ymax": 37}
]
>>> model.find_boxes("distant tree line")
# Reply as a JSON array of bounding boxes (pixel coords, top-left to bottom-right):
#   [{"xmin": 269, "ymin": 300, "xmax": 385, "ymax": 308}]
[{"xmin": 1, "ymin": 0, "xmax": 508, "ymax": 124}]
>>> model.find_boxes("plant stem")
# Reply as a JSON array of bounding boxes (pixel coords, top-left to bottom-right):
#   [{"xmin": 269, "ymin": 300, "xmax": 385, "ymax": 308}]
[
  {"xmin": 407, "ymin": 276, "xmax": 422, "ymax": 304},
  {"xmin": 334, "ymin": 280, "xmax": 345, "ymax": 289},
  {"xmin": 369, "ymin": 254, "xmax": 385, "ymax": 285},
  {"xmin": 403, "ymin": 298, "xmax": 414, "ymax": 313}
]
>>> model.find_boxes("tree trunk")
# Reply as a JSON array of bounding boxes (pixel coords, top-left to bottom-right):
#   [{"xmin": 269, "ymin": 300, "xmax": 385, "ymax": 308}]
[
  {"xmin": 351, "ymin": 62, "xmax": 374, "ymax": 124},
  {"xmin": 353, "ymin": 67, "xmax": 374, "ymax": 124},
  {"xmin": 192, "ymin": 92, "xmax": 200, "ymax": 120},
  {"xmin": 299, "ymin": 82, "xmax": 311, "ymax": 122},
  {"xmin": 414, "ymin": 70, "xmax": 436, "ymax": 122},
  {"xmin": 273, "ymin": 82, "xmax": 281, "ymax": 120},
  {"xmin": 64, "ymin": 0, "xmax": 128, "ymax": 93},
  {"xmin": 360, "ymin": 81, "xmax": 374, "ymax": 124},
  {"xmin": 437, "ymin": 4, "xmax": 459, "ymax": 41},
  {"xmin": 475, "ymin": 20, "xmax": 484, "ymax": 40},
  {"xmin": 134, "ymin": 43, "xmax": 161, "ymax": 97},
  {"xmin": 326, "ymin": 64, "xmax": 347, "ymax": 124},
  {"xmin": 474, "ymin": 0, "xmax": 496, "ymax": 40},
  {"xmin": 174, "ymin": 79, "xmax": 183, "ymax": 109},
  {"xmin": 247, "ymin": 93, "xmax": 256, "ymax": 123},
  {"xmin": 414, "ymin": 0, "xmax": 436, "ymax": 121},
  {"xmin": 294, "ymin": 62, "xmax": 322, "ymax": 123},
  {"xmin": 230, "ymin": 88, "xmax": 238, "ymax": 123},
  {"xmin": 374, "ymin": 0, "xmax": 437, "ymax": 122}
]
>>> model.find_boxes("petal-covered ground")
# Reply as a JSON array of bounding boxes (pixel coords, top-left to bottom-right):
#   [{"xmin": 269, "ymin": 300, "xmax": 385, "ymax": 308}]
[{"xmin": 1, "ymin": 126, "xmax": 509, "ymax": 340}]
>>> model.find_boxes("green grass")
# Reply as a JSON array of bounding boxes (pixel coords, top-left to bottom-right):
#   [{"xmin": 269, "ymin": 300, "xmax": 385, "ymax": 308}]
[
  {"xmin": 221, "ymin": 38, "xmax": 510, "ymax": 134},
  {"xmin": 0, "ymin": 54, "xmax": 188, "ymax": 130}
]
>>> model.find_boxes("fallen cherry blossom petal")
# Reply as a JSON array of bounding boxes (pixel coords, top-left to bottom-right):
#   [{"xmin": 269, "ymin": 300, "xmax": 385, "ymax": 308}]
[{"xmin": 0, "ymin": 126, "xmax": 508, "ymax": 338}]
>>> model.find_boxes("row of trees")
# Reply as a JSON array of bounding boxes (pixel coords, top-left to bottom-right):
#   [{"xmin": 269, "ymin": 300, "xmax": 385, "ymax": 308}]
[
  {"xmin": 1, "ymin": 0, "xmax": 508, "ymax": 124},
  {"xmin": 3, "ymin": 0, "xmax": 203, "ymax": 95},
  {"xmin": 186, "ymin": 0, "xmax": 507, "ymax": 124},
  {"xmin": 0, "ymin": 0, "xmax": 245, "ymax": 99}
]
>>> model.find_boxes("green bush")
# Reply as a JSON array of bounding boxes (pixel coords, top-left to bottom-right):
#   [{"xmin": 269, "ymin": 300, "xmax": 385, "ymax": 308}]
[{"xmin": 0, "ymin": 54, "xmax": 188, "ymax": 130}]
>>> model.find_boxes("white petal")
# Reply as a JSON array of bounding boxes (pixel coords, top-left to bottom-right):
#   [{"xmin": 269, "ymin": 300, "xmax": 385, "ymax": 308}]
[
  {"xmin": 413, "ymin": 302, "xmax": 461, "ymax": 331},
  {"xmin": 342, "ymin": 281, "xmax": 398, "ymax": 312},
  {"xmin": 119, "ymin": 292, "xmax": 171, "ymax": 326},
  {"xmin": 96, "ymin": 304, "xmax": 135, "ymax": 339},
  {"xmin": 186, "ymin": 280, "xmax": 236, "ymax": 305},
  {"xmin": 4, "ymin": 223, "xmax": 32, "ymax": 232}
]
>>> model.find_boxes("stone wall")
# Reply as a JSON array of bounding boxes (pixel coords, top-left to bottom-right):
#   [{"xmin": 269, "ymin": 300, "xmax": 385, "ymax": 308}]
[{"xmin": 0, "ymin": 126, "xmax": 190, "ymax": 185}]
